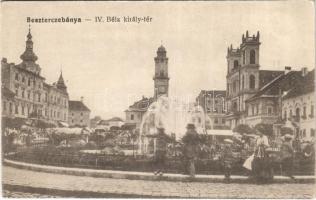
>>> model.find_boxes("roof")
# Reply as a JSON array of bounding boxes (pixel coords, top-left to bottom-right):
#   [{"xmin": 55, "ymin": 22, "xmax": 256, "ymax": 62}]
[
  {"xmin": 97, "ymin": 117, "xmax": 123, "ymax": 125},
  {"xmin": 126, "ymin": 96, "xmax": 154, "ymax": 112},
  {"xmin": 259, "ymin": 70, "xmax": 284, "ymax": 88},
  {"xmin": 69, "ymin": 100, "xmax": 90, "ymax": 112},
  {"xmin": 198, "ymin": 90, "xmax": 226, "ymax": 98},
  {"xmin": 1, "ymin": 86, "xmax": 15, "ymax": 99},
  {"xmin": 206, "ymin": 129, "xmax": 234, "ymax": 136},
  {"xmin": 247, "ymin": 70, "xmax": 303, "ymax": 102},
  {"xmin": 283, "ymin": 69, "xmax": 315, "ymax": 100}
]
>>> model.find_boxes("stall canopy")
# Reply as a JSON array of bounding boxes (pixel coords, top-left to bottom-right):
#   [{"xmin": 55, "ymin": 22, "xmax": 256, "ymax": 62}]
[
  {"xmin": 206, "ymin": 129, "xmax": 234, "ymax": 136},
  {"xmin": 51, "ymin": 127, "xmax": 91, "ymax": 135}
]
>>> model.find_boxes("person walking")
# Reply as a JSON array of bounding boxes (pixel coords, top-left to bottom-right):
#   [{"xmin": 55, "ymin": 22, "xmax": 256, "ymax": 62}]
[
  {"xmin": 181, "ymin": 123, "xmax": 200, "ymax": 178},
  {"xmin": 153, "ymin": 127, "xmax": 169, "ymax": 176},
  {"xmin": 221, "ymin": 139, "xmax": 234, "ymax": 181},
  {"xmin": 280, "ymin": 134, "xmax": 294, "ymax": 179}
]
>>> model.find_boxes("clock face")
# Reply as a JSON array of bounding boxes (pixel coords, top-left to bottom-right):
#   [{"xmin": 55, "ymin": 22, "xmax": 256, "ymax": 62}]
[{"xmin": 159, "ymin": 86, "xmax": 166, "ymax": 93}]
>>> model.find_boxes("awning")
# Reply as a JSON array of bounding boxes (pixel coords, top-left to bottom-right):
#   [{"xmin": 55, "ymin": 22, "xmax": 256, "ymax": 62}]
[
  {"xmin": 206, "ymin": 129, "xmax": 234, "ymax": 136},
  {"xmin": 58, "ymin": 121, "xmax": 69, "ymax": 127}
]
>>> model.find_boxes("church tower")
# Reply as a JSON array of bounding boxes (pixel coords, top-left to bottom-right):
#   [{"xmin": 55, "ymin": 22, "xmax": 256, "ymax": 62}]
[
  {"xmin": 56, "ymin": 71, "xmax": 68, "ymax": 93},
  {"xmin": 153, "ymin": 45, "xmax": 169, "ymax": 99},
  {"xmin": 20, "ymin": 25, "xmax": 41, "ymax": 75}
]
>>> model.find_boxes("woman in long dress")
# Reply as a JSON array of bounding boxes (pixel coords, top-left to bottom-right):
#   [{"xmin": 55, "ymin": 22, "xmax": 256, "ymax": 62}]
[{"xmin": 252, "ymin": 129, "xmax": 273, "ymax": 183}]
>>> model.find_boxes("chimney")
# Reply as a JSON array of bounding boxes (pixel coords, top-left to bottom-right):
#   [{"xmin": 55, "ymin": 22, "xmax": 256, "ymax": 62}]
[
  {"xmin": 284, "ymin": 66, "xmax": 291, "ymax": 74},
  {"xmin": 301, "ymin": 67, "xmax": 308, "ymax": 76},
  {"xmin": 81, "ymin": 96, "xmax": 84, "ymax": 102}
]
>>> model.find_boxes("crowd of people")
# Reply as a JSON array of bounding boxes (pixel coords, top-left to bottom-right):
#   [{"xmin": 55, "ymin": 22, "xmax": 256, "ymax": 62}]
[{"xmin": 152, "ymin": 123, "xmax": 315, "ymax": 183}]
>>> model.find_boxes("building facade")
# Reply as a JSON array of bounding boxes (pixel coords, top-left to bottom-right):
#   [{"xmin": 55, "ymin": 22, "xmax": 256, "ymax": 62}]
[
  {"xmin": 1, "ymin": 28, "xmax": 69, "ymax": 127},
  {"xmin": 196, "ymin": 90, "xmax": 228, "ymax": 129},
  {"xmin": 68, "ymin": 98, "xmax": 91, "ymax": 127},
  {"xmin": 281, "ymin": 69, "xmax": 315, "ymax": 140}
]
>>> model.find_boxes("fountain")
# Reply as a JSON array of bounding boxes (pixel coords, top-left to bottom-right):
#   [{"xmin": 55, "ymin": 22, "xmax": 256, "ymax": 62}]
[{"xmin": 138, "ymin": 96, "xmax": 209, "ymax": 154}]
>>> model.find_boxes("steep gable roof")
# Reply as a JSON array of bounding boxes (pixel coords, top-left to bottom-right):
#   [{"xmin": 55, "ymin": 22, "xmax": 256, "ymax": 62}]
[
  {"xmin": 69, "ymin": 100, "xmax": 90, "ymax": 112},
  {"xmin": 247, "ymin": 70, "xmax": 303, "ymax": 102},
  {"xmin": 259, "ymin": 70, "xmax": 284, "ymax": 88},
  {"xmin": 283, "ymin": 69, "xmax": 315, "ymax": 100}
]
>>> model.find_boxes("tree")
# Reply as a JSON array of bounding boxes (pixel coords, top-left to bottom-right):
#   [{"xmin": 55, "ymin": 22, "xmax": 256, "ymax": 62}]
[
  {"xmin": 233, "ymin": 124, "xmax": 254, "ymax": 135},
  {"xmin": 254, "ymin": 123, "xmax": 273, "ymax": 136}
]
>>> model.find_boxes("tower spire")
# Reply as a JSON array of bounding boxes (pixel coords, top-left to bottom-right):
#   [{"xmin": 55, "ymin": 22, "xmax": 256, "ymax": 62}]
[{"xmin": 20, "ymin": 25, "xmax": 38, "ymax": 62}]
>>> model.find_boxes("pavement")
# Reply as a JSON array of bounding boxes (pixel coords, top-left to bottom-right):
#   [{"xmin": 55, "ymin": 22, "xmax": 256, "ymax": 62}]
[
  {"xmin": 3, "ymin": 158, "xmax": 316, "ymax": 184},
  {"xmin": 2, "ymin": 166, "xmax": 316, "ymax": 198}
]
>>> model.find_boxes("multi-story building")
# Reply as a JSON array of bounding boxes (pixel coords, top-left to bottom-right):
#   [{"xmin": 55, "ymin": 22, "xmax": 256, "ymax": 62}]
[
  {"xmin": 245, "ymin": 68, "xmax": 305, "ymax": 127},
  {"xmin": 1, "ymin": 85, "xmax": 16, "ymax": 118},
  {"xmin": 68, "ymin": 98, "xmax": 91, "ymax": 127},
  {"xmin": 1, "ymin": 28, "xmax": 69, "ymax": 127},
  {"xmin": 196, "ymin": 90, "xmax": 227, "ymax": 129},
  {"xmin": 281, "ymin": 69, "xmax": 315, "ymax": 140}
]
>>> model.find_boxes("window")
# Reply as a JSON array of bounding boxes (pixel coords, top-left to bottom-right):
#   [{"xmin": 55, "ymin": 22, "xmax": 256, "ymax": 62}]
[
  {"xmin": 15, "ymin": 104, "xmax": 18, "ymax": 114},
  {"xmin": 72, "ymin": 120, "xmax": 74, "ymax": 123},
  {"xmin": 22, "ymin": 76, "xmax": 25, "ymax": 83},
  {"xmin": 15, "ymin": 73, "xmax": 19, "ymax": 81},
  {"xmin": 233, "ymin": 81, "xmax": 236, "ymax": 93},
  {"xmin": 249, "ymin": 75, "xmax": 255, "ymax": 89},
  {"xmin": 242, "ymin": 75, "xmax": 244, "ymax": 89},
  {"xmin": 81, "ymin": 112, "xmax": 83, "ymax": 116},
  {"xmin": 289, "ymin": 109, "xmax": 292, "ymax": 118},
  {"xmin": 267, "ymin": 107, "xmax": 273, "ymax": 115},
  {"xmin": 80, "ymin": 120, "xmax": 83, "ymax": 123},
  {"xmin": 311, "ymin": 129, "xmax": 315, "ymax": 137},
  {"xmin": 64, "ymin": 113, "xmax": 66, "ymax": 120},
  {"xmin": 311, "ymin": 105, "xmax": 314, "ymax": 118},
  {"xmin": 15, "ymin": 87, "xmax": 19, "ymax": 96},
  {"xmin": 214, "ymin": 118, "xmax": 218, "ymax": 124},
  {"xmin": 27, "ymin": 91, "xmax": 31, "ymax": 100},
  {"xmin": 38, "ymin": 94, "xmax": 41, "ymax": 102},
  {"xmin": 233, "ymin": 60, "xmax": 238, "ymax": 69},
  {"xmin": 242, "ymin": 51, "xmax": 245, "ymax": 64},
  {"xmin": 160, "ymin": 70, "xmax": 164, "ymax": 76},
  {"xmin": 303, "ymin": 106, "xmax": 306, "ymax": 118},
  {"xmin": 3, "ymin": 101, "xmax": 6, "ymax": 111},
  {"xmin": 302, "ymin": 129, "xmax": 306, "ymax": 137},
  {"xmin": 284, "ymin": 110, "xmax": 287, "ymax": 120},
  {"xmin": 131, "ymin": 114, "xmax": 134, "ymax": 120},
  {"xmin": 22, "ymin": 106, "xmax": 25, "ymax": 115},
  {"xmin": 222, "ymin": 119, "xmax": 225, "ymax": 124},
  {"xmin": 9, "ymin": 103, "xmax": 12, "ymax": 114},
  {"xmin": 28, "ymin": 78, "xmax": 31, "ymax": 86},
  {"xmin": 22, "ymin": 89, "xmax": 25, "ymax": 98},
  {"xmin": 250, "ymin": 49, "xmax": 256, "ymax": 64},
  {"xmin": 251, "ymin": 105, "xmax": 254, "ymax": 116}
]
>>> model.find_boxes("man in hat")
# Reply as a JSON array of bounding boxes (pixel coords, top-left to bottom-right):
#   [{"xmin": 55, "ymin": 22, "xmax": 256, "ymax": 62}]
[
  {"xmin": 280, "ymin": 134, "xmax": 294, "ymax": 179},
  {"xmin": 181, "ymin": 123, "xmax": 200, "ymax": 178},
  {"xmin": 221, "ymin": 139, "xmax": 234, "ymax": 181},
  {"xmin": 154, "ymin": 127, "xmax": 171, "ymax": 176}
]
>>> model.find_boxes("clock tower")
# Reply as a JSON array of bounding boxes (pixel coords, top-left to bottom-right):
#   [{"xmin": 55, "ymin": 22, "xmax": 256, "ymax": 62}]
[{"xmin": 154, "ymin": 45, "xmax": 169, "ymax": 99}]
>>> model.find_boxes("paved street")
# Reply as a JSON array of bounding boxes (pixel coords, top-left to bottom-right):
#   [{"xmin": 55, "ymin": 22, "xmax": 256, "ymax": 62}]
[{"xmin": 2, "ymin": 166, "xmax": 315, "ymax": 198}]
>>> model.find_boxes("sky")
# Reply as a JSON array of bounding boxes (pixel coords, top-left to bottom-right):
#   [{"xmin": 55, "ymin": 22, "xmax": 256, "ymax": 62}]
[{"xmin": 1, "ymin": 1, "xmax": 315, "ymax": 120}]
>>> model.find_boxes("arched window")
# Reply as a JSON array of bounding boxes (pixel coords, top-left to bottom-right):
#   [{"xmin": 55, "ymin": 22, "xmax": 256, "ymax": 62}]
[
  {"xmin": 249, "ymin": 75, "xmax": 255, "ymax": 89},
  {"xmin": 250, "ymin": 50, "xmax": 256, "ymax": 64},
  {"xmin": 233, "ymin": 60, "xmax": 238, "ymax": 69}
]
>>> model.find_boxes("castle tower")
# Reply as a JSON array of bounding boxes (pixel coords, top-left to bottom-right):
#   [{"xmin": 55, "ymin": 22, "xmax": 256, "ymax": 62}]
[{"xmin": 153, "ymin": 45, "xmax": 169, "ymax": 99}]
